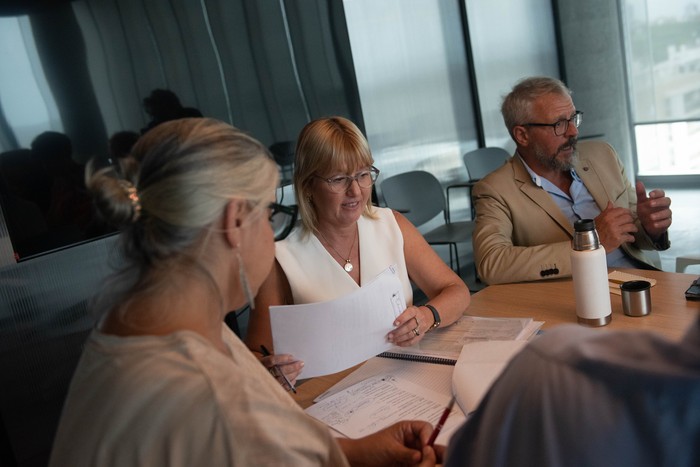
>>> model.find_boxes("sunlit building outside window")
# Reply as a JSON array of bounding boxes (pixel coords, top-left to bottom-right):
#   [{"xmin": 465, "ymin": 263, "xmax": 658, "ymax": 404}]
[{"xmin": 622, "ymin": 0, "xmax": 700, "ymax": 175}]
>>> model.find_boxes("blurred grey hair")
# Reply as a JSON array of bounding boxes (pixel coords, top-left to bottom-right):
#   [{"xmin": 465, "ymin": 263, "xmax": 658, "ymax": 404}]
[
  {"xmin": 501, "ymin": 76, "xmax": 572, "ymax": 141},
  {"xmin": 86, "ymin": 118, "xmax": 278, "ymax": 318}
]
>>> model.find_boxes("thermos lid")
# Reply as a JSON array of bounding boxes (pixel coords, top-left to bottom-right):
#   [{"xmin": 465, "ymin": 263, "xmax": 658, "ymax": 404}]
[
  {"xmin": 574, "ymin": 219, "xmax": 595, "ymax": 232},
  {"xmin": 573, "ymin": 219, "xmax": 600, "ymax": 251}
]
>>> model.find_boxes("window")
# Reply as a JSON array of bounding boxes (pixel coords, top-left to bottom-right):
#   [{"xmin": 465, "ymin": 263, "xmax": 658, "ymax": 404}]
[
  {"xmin": 0, "ymin": 16, "xmax": 61, "ymax": 150},
  {"xmin": 622, "ymin": 0, "xmax": 700, "ymax": 175}
]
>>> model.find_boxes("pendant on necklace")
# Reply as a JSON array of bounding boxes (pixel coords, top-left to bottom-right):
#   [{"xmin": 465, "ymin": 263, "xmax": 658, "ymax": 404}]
[{"xmin": 344, "ymin": 260, "xmax": 354, "ymax": 272}]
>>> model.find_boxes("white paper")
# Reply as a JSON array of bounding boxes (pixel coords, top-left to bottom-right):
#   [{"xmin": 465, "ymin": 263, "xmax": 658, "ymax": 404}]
[
  {"xmin": 270, "ymin": 265, "xmax": 406, "ymax": 378},
  {"xmin": 451, "ymin": 340, "xmax": 527, "ymax": 415},
  {"xmin": 306, "ymin": 373, "xmax": 465, "ymax": 445}
]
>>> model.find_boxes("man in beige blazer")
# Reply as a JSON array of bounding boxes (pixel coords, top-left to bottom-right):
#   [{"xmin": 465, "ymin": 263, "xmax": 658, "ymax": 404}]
[{"xmin": 472, "ymin": 77, "xmax": 672, "ymax": 285}]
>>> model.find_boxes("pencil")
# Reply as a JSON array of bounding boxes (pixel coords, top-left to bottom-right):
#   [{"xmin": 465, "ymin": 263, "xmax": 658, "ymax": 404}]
[
  {"xmin": 427, "ymin": 396, "xmax": 456, "ymax": 446},
  {"xmin": 260, "ymin": 345, "xmax": 297, "ymax": 394}
]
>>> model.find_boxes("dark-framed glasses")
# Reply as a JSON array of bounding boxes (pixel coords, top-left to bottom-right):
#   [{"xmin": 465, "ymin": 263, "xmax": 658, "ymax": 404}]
[
  {"xmin": 523, "ymin": 111, "xmax": 583, "ymax": 136},
  {"xmin": 269, "ymin": 202, "xmax": 298, "ymax": 241},
  {"xmin": 315, "ymin": 166, "xmax": 380, "ymax": 193}
]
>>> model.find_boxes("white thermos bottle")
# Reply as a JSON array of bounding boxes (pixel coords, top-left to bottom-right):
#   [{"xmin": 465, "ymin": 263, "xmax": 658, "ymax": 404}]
[{"xmin": 571, "ymin": 219, "xmax": 612, "ymax": 326}]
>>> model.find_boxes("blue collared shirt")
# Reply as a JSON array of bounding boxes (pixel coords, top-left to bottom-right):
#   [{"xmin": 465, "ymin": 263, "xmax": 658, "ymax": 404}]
[{"xmin": 519, "ymin": 155, "xmax": 636, "ymax": 268}]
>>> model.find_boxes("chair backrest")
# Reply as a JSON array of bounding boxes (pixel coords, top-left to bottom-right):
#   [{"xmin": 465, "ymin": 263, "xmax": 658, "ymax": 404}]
[
  {"xmin": 380, "ymin": 170, "xmax": 446, "ymax": 226},
  {"xmin": 463, "ymin": 147, "xmax": 510, "ymax": 181},
  {"xmin": 269, "ymin": 141, "xmax": 296, "ymax": 166},
  {"xmin": 269, "ymin": 141, "xmax": 296, "ymax": 185}
]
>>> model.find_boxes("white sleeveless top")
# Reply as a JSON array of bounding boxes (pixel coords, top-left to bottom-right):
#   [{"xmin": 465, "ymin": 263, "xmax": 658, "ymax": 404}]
[{"xmin": 275, "ymin": 207, "xmax": 413, "ymax": 306}]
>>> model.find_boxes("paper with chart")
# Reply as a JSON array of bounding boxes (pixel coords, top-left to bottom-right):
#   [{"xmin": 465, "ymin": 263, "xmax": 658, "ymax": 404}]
[
  {"xmin": 270, "ymin": 265, "xmax": 406, "ymax": 378},
  {"xmin": 305, "ymin": 373, "xmax": 465, "ymax": 445}
]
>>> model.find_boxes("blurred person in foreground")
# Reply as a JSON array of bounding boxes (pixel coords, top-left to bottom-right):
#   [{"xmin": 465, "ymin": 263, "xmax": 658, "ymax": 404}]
[
  {"xmin": 49, "ymin": 118, "xmax": 443, "ymax": 466},
  {"xmin": 445, "ymin": 315, "xmax": 700, "ymax": 467}
]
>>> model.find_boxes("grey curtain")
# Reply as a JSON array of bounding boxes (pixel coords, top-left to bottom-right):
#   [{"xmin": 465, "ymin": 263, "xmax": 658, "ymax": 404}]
[{"xmin": 19, "ymin": 0, "xmax": 365, "ymax": 161}]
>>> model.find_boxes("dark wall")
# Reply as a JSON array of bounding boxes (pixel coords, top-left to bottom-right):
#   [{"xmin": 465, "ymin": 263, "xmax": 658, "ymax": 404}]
[{"xmin": 0, "ymin": 235, "xmax": 119, "ymax": 466}]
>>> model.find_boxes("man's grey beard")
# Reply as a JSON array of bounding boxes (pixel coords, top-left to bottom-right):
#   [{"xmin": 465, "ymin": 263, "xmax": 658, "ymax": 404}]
[{"xmin": 534, "ymin": 137, "xmax": 578, "ymax": 171}]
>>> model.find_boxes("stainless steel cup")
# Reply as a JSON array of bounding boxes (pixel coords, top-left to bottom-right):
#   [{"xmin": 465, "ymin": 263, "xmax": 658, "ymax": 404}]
[{"xmin": 620, "ymin": 280, "xmax": 652, "ymax": 317}]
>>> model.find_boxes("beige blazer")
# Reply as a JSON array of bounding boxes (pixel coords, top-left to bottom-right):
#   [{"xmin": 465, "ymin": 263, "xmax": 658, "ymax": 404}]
[{"xmin": 472, "ymin": 141, "xmax": 668, "ymax": 285}]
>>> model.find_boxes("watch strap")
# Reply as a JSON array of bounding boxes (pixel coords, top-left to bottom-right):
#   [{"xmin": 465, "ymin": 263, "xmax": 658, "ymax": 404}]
[{"xmin": 424, "ymin": 304, "xmax": 441, "ymax": 332}]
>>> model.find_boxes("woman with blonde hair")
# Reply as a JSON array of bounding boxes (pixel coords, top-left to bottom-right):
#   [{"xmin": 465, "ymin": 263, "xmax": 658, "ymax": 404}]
[
  {"xmin": 50, "ymin": 118, "xmax": 443, "ymax": 466},
  {"xmin": 246, "ymin": 116, "xmax": 471, "ymax": 385}
]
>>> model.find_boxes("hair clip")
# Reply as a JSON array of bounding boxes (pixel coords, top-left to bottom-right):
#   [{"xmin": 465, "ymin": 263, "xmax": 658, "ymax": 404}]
[{"xmin": 119, "ymin": 180, "xmax": 142, "ymax": 222}]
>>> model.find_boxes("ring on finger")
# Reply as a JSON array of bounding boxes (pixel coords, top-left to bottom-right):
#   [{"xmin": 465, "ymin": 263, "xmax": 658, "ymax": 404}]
[{"xmin": 412, "ymin": 327, "xmax": 420, "ymax": 337}]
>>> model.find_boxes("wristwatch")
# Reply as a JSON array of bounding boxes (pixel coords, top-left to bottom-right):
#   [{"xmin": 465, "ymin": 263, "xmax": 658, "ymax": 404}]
[{"xmin": 424, "ymin": 304, "xmax": 441, "ymax": 332}]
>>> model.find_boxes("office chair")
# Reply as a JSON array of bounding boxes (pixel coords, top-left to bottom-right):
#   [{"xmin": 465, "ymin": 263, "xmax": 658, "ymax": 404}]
[
  {"xmin": 380, "ymin": 170, "xmax": 474, "ymax": 276},
  {"xmin": 269, "ymin": 141, "xmax": 296, "ymax": 186},
  {"xmin": 676, "ymin": 255, "xmax": 700, "ymax": 273},
  {"xmin": 269, "ymin": 141, "xmax": 296, "ymax": 203},
  {"xmin": 446, "ymin": 147, "xmax": 511, "ymax": 221}
]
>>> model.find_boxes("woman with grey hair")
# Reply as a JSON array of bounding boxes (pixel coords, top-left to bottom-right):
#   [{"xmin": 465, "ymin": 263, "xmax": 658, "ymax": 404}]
[{"xmin": 49, "ymin": 118, "xmax": 443, "ymax": 466}]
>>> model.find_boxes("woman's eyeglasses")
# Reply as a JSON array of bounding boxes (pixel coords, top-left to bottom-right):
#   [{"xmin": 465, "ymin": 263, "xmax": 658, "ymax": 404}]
[
  {"xmin": 269, "ymin": 202, "xmax": 298, "ymax": 241},
  {"xmin": 315, "ymin": 166, "xmax": 380, "ymax": 194}
]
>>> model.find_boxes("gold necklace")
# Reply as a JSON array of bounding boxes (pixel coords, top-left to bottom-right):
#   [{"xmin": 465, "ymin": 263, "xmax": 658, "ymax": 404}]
[{"xmin": 317, "ymin": 228, "xmax": 358, "ymax": 273}]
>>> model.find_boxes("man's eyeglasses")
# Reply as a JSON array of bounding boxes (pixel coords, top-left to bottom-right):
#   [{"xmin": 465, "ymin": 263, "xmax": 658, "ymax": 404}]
[
  {"xmin": 523, "ymin": 111, "xmax": 583, "ymax": 136},
  {"xmin": 315, "ymin": 166, "xmax": 380, "ymax": 194},
  {"xmin": 269, "ymin": 202, "xmax": 298, "ymax": 241}
]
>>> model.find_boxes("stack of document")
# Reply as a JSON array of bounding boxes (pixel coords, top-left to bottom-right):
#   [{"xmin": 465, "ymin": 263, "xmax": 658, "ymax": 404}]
[
  {"xmin": 379, "ymin": 315, "xmax": 542, "ymax": 363},
  {"xmin": 271, "ymin": 264, "xmax": 541, "ymax": 444},
  {"xmin": 305, "ymin": 315, "xmax": 541, "ymax": 445}
]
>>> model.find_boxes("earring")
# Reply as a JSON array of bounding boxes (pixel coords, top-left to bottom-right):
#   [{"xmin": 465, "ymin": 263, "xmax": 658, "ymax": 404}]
[{"xmin": 235, "ymin": 249, "xmax": 255, "ymax": 311}]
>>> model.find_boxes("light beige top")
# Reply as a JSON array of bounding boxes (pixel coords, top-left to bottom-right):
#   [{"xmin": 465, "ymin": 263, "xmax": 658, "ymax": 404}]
[{"xmin": 49, "ymin": 326, "xmax": 348, "ymax": 467}]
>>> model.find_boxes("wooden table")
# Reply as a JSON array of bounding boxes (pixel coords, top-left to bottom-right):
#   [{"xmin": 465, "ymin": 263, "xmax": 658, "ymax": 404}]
[
  {"xmin": 292, "ymin": 268, "xmax": 699, "ymax": 408},
  {"xmin": 468, "ymin": 268, "xmax": 698, "ymax": 341}
]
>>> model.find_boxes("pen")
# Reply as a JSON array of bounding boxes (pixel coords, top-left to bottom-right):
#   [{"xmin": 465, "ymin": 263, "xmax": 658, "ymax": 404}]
[
  {"xmin": 260, "ymin": 345, "xmax": 297, "ymax": 394},
  {"xmin": 427, "ymin": 396, "xmax": 455, "ymax": 446}
]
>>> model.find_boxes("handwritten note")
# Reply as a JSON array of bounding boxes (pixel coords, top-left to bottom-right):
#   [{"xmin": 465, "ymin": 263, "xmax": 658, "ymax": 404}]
[{"xmin": 305, "ymin": 373, "xmax": 465, "ymax": 445}]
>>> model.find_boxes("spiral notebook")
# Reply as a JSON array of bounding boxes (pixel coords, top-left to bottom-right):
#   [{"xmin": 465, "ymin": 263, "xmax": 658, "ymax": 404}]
[
  {"xmin": 376, "ymin": 315, "xmax": 542, "ymax": 366},
  {"xmin": 378, "ymin": 351, "xmax": 458, "ymax": 365}
]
